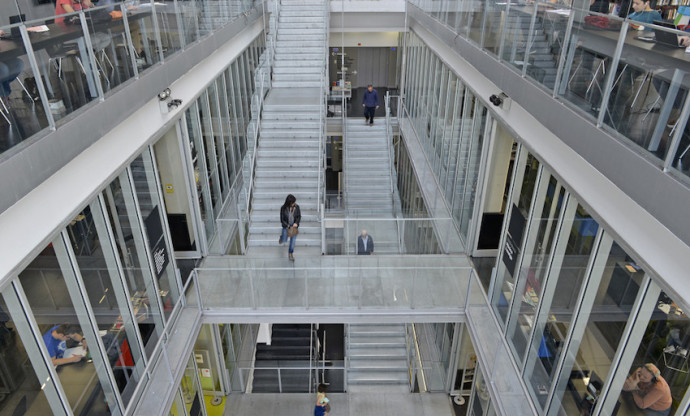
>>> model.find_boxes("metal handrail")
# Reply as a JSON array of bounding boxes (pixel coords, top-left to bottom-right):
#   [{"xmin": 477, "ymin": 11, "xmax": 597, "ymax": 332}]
[
  {"xmin": 309, "ymin": 324, "xmax": 314, "ymax": 393},
  {"xmin": 318, "ymin": 0, "xmax": 329, "ymax": 242},
  {"xmin": 384, "ymin": 91, "xmax": 396, "ymax": 214},
  {"xmin": 244, "ymin": 70, "xmax": 267, "ymax": 216}
]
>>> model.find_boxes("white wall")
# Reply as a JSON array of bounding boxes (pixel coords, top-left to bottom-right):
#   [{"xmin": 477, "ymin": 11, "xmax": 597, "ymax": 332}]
[
  {"xmin": 484, "ymin": 123, "xmax": 514, "ymax": 213},
  {"xmin": 153, "ymin": 126, "xmax": 195, "ymax": 247},
  {"xmin": 328, "ymin": 31, "xmax": 399, "ymax": 47}
]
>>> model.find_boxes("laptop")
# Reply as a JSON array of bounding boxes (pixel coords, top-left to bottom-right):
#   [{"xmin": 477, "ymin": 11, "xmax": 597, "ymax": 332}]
[{"xmin": 652, "ymin": 20, "xmax": 686, "ymax": 48}]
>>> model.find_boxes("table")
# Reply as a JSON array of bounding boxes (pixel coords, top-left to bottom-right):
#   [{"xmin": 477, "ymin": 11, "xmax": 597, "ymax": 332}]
[{"xmin": 329, "ymin": 86, "xmax": 352, "ymax": 100}]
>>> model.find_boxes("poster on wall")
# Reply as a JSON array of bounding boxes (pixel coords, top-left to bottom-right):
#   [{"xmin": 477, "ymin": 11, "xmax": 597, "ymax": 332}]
[
  {"xmin": 144, "ymin": 206, "xmax": 170, "ymax": 280},
  {"xmin": 501, "ymin": 204, "xmax": 526, "ymax": 274}
]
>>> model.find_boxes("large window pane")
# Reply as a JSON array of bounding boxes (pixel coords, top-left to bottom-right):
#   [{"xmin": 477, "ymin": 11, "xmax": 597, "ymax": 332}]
[
  {"xmin": 523, "ymin": 203, "xmax": 599, "ymax": 411},
  {"xmin": 131, "ymin": 150, "xmax": 180, "ymax": 321},
  {"xmin": 613, "ymin": 288, "xmax": 690, "ymax": 416},
  {"xmin": 549, "ymin": 239, "xmax": 645, "ymax": 415},
  {"xmin": 492, "ymin": 150, "xmax": 540, "ymax": 325},
  {"xmin": 185, "ymin": 102, "xmax": 215, "ymax": 241},
  {"xmin": 70, "ymin": 203, "xmax": 146, "ymax": 407},
  {"xmin": 507, "ymin": 173, "xmax": 566, "ymax": 361},
  {"xmin": 103, "ymin": 174, "xmax": 165, "ymax": 356},
  {"xmin": 18, "ymin": 244, "xmax": 121, "ymax": 415},
  {"xmin": 0, "ymin": 291, "xmax": 63, "ymax": 415}
]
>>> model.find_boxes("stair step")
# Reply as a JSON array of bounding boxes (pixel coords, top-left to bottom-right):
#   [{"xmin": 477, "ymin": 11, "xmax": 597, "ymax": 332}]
[
  {"xmin": 272, "ymin": 81, "xmax": 324, "ymax": 88},
  {"xmin": 250, "ymin": 225, "xmax": 321, "ymax": 234},
  {"xmin": 279, "ymin": 10, "xmax": 325, "ymax": 17},
  {"xmin": 275, "ymin": 47, "xmax": 324, "ymax": 54},
  {"xmin": 261, "ymin": 121, "xmax": 320, "ymax": 129},
  {"xmin": 348, "ymin": 346, "xmax": 407, "ymax": 357},
  {"xmin": 347, "ymin": 372, "xmax": 408, "ymax": 385},
  {"xmin": 248, "ymin": 236, "xmax": 322, "ymax": 246},
  {"xmin": 253, "ymin": 168, "xmax": 319, "ymax": 175},
  {"xmin": 349, "ymin": 359, "xmax": 408, "ymax": 370},
  {"xmin": 279, "ymin": 16, "xmax": 324, "ymax": 22},
  {"xmin": 350, "ymin": 325, "xmax": 406, "ymax": 335},
  {"xmin": 276, "ymin": 40, "xmax": 324, "ymax": 47}
]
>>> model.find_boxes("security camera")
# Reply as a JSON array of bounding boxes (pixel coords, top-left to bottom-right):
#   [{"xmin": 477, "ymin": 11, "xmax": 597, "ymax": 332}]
[
  {"xmin": 489, "ymin": 93, "xmax": 510, "ymax": 110},
  {"xmin": 168, "ymin": 99, "xmax": 183, "ymax": 110},
  {"xmin": 158, "ymin": 88, "xmax": 171, "ymax": 101}
]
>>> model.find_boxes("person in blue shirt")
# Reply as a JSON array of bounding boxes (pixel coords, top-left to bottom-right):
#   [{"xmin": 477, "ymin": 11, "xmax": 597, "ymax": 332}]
[
  {"xmin": 361, "ymin": 84, "xmax": 380, "ymax": 126},
  {"xmin": 628, "ymin": 0, "xmax": 662, "ymax": 31},
  {"xmin": 42, "ymin": 324, "xmax": 86, "ymax": 367}
]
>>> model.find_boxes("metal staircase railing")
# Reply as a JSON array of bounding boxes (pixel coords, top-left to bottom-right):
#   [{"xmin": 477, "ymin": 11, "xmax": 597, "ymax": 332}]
[{"xmin": 319, "ymin": 0, "xmax": 330, "ymax": 252}]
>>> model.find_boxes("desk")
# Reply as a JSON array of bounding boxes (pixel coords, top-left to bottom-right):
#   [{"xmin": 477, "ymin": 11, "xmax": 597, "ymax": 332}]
[{"xmin": 329, "ymin": 86, "xmax": 352, "ymax": 100}]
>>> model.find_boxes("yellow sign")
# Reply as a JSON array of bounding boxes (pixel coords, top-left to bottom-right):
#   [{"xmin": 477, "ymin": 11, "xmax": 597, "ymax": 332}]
[{"xmin": 165, "ymin": 184, "xmax": 174, "ymax": 193}]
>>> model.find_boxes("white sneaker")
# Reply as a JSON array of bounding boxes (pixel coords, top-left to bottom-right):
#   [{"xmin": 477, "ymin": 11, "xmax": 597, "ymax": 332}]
[
  {"xmin": 664, "ymin": 345, "xmax": 676, "ymax": 354},
  {"xmin": 679, "ymin": 348, "xmax": 688, "ymax": 357}
]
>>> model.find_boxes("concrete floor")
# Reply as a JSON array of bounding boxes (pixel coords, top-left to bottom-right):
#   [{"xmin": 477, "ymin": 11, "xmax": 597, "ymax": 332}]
[{"xmin": 224, "ymin": 392, "xmax": 455, "ymax": 416}]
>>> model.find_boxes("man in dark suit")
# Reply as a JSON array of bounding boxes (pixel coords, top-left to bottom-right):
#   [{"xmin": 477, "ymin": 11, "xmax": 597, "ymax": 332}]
[{"xmin": 357, "ymin": 229, "xmax": 374, "ymax": 255}]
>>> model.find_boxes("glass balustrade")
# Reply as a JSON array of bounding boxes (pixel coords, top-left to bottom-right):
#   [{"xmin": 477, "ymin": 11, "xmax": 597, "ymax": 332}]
[
  {"xmin": 195, "ymin": 256, "xmax": 474, "ymax": 311},
  {"xmin": 0, "ymin": 0, "xmax": 260, "ymax": 158},
  {"xmin": 408, "ymin": 0, "xmax": 690, "ymax": 182}
]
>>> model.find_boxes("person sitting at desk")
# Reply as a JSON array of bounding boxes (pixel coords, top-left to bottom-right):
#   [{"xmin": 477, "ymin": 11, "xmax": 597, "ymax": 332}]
[
  {"xmin": 55, "ymin": 0, "xmax": 94, "ymax": 24},
  {"xmin": 42, "ymin": 324, "xmax": 88, "ymax": 367},
  {"xmin": 622, "ymin": 363, "xmax": 673, "ymax": 416},
  {"xmin": 0, "ymin": 30, "xmax": 24, "ymax": 99},
  {"xmin": 628, "ymin": 0, "xmax": 662, "ymax": 30}
]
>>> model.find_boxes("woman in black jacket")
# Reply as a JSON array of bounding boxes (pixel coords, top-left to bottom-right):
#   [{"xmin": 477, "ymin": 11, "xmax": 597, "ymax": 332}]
[{"xmin": 279, "ymin": 194, "xmax": 301, "ymax": 261}]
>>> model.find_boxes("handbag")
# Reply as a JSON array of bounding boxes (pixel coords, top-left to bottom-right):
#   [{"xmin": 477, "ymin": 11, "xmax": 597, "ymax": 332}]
[{"xmin": 287, "ymin": 226, "xmax": 299, "ymax": 237}]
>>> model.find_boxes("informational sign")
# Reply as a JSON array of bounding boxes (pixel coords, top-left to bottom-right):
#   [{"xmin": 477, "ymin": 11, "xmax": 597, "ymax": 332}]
[
  {"xmin": 144, "ymin": 206, "xmax": 169, "ymax": 280},
  {"xmin": 501, "ymin": 205, "xmax": 526, "ymax": 274},
  {"xmin": 165, "ymin": 184, "xmax": 174, "ymax": 193}
]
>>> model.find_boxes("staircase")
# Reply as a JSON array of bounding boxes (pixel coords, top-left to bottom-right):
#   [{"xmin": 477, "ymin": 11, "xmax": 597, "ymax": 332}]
[
  {"xmin": 344, "ymin": 120, "xmax": 395, "ymax": 214},
  {"xmin": 247, "ymin": 92, "xmax": 323, "ymax": 249},
  {"xmin": 272, "ymin": 0, "xmax": 327, "ymax": 88},
  {"xmin": 347, "ymin": 324, "xmax": 409, "ymax": 388},
  {"xmin": 253, "ymin": 324, "xmax": 314, "ymax": 392},
  {"xmin": 198, "ymin": 0, "xmax": 246, "ymax": 36},
  {"xmin": 246, "ymin": 0, "xmax": 327, "ymax": 251},
  {"xmin": 500, "ymin": 11, "xmax": 559, "ymax": 89}
]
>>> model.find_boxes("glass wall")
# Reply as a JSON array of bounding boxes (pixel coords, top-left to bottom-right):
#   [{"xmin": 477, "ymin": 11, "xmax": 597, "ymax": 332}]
[
  {"xmin": 102, "ymin": 172, "xmax": 166, "ymax": 356},
  {"xmin": 0, "ymin": 142, "xmax": 186, "ymax": 415},
  {"xmin": 0, "ymin": 287, "xmax": 66, "ymax": 415},
  {"xmin": 180, "ymin": 35, "xmax": 265, "ymax": 255},
  {"xmin": 602, "ymin": 285, "xmax": 690, "ymax": 416},
  {"xmin": 491, "ymin": 147, "xmax": 540, "ymax": 326},
  {"xmin": 402, "ymin": 32, "xmax": 489, "ymax": 248},
  {"xmin": 18, "ymin": 243, "xmax": 122, "ymax": 415},
  {"xmin": 487, "ymin": 141, "xmax": 690, "ymax": 415}
]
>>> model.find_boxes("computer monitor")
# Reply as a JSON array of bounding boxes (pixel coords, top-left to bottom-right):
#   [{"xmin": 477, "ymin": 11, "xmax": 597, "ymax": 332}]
[{"xmin": 9, "ymin": 14, "xmax": 25, "ymax": 38}]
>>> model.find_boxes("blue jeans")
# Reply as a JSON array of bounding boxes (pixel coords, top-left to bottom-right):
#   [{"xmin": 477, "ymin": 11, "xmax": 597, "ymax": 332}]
[
  {"xmin": 644, "ymin": 408, "xmax": 671, "ymax": 416},
  {"xmin": 281, "ymin": 227, "xmax": 296, "ymax": 253},
  {"xmin": 0, "ymin": 58, "xmax": 24, "ymax": 97}
]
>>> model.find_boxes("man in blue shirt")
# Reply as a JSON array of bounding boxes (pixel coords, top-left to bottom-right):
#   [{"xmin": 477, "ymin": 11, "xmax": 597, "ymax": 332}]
[
  {"xmin": 42, "ymin": 324, "xmax": 86, "ymax": 367},
  {"xmin": 361, "ymin": 84, "xmax": 380, "ymax": 126}
]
